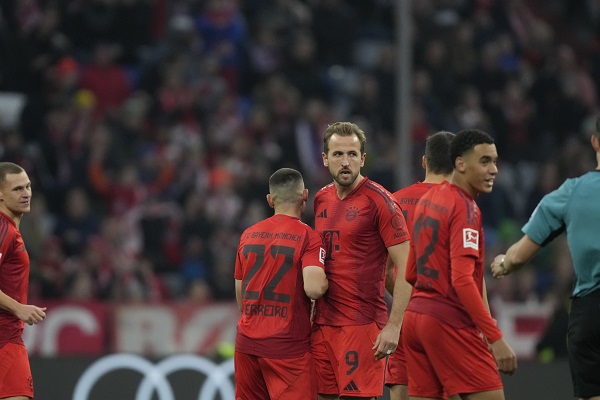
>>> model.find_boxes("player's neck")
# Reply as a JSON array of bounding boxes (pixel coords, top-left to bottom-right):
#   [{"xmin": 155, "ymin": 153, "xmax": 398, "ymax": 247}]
[
  {"xmin": 273, "ymin": 205, "xmax": 301, "ymax": 219},
  {"xmin": 335, "ymin": 174, "xmax": 363, "ymax": 200},
  {"xmin": 450, "ymin": 174, "xmax": 478, "ymax": 199},
  {"xmin": 0, "ymin": 207, "xmax": 22, "ymax": 228},
  {"xmin": 423, "ymin": 173, "xmax": 451, "ymax": 184}
]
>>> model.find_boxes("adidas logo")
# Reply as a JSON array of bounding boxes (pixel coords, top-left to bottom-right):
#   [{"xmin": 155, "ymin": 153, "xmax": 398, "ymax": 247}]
[
  {"xmin": 343, "ymin": 380, "xmax": 359, "ymax": 391},
  {"xmin": 317, "ymin": 209, "xmax": 328, "ymax": 218}
]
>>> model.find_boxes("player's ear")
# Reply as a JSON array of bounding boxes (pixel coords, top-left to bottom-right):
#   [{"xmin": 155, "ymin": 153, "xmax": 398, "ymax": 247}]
[
  {"xmin": 455, "ymin": 156, "xmax": 466, "ymax": 173},
  {"xmin": 591, "ymin": 134, "xmax": 600, "ymax": 152},
  {"xmin": 303, "ymin": 188, "xmax": 308, "ymax": 202},
  {"xmin": 266, "ymin": 194, "xmax": 275, "ymax": 208},
  {"xmin": 322, "ymin": 152, "xmax": 328, "ymax": 167},
  {"xmin": 422, "ymin": 155, "xmax": 426, "ymax": 169}
]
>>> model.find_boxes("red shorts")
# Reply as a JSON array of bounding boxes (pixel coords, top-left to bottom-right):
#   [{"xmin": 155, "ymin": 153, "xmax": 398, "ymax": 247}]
[
  {"xmin": 234, "ymin": 351, "xmax": 315, "ymax": 400},
  {"xmin": 385, "ymin": 332, "xmax": 407, "ymax": 386},
  {"xmin": 311, "ymin": 323, "xmax": 385, "ymax": 397},
  {"xmin": 403, "ymin": 311, "xmax": 503, "ymax": 398},
  {"xmin": 0, "ymin": 342, "xmax": 34, "ymax": 399}
]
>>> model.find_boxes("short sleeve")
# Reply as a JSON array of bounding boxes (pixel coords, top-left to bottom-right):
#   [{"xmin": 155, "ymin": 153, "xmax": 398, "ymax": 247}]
[{"xmin": 523, "ymin": 179, "xmax": 574, "ymax": 246}]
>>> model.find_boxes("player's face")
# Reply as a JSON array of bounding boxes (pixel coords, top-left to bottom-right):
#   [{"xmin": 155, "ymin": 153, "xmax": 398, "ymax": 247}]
[
  {"xmin": 322, "ymin": 133, "xmax": 365, "ymax": 187},
  {"xmin": 463, "ymin": 143, "xmax": 498, "ymax": 195},
  {"xmin": 0, "ymin": 172, "xmax": 32, "ymax": 217}
]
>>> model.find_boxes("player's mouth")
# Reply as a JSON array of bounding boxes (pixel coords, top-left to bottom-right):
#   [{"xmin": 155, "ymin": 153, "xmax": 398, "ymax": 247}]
[
  {"xmin": 484, "ymin": 178, "xmax": 494, "ymax": 188},
  {"xmin": 339, "ymin": 169, "xmax": 352, "ymax": 177}
]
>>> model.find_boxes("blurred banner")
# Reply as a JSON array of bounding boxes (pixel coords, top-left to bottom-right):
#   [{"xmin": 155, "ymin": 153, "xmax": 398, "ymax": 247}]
[
  {"xmin": 24, "ymin": 301, "xmax": 239, "ymax": 357},
  {"xmin": 24, "ymin": 299, "xmax": 553, "ymax": 359}
]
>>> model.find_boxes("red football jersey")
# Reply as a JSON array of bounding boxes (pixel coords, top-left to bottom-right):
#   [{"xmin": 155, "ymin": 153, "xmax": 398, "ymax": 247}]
[
  {"xmin": 0, "ymin": 212, "xmax": 30, "ymax": 346},
  {"xmin": 406, "ymin": 181, "xmax": 500, "ymax": 339},
  {"xmin": 313, "ymin": 178, "xmax": 409, "ymax": 328},
  {"xmin": 393, "ymin": 182, "xmax": 439, "ymax": 279},
  {"xmin": 394, "ymin": 182, "xmax": 439, "ymax": 232},
  {"xmin": 235, "ymin": 214, "xmax": 325, "ymax": 358}
]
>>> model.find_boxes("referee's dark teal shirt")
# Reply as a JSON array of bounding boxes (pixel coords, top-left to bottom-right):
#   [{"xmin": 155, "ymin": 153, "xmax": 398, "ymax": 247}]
[{"xmin": 523, "ymin": 170, "xmax": 600, "ymax": 298}]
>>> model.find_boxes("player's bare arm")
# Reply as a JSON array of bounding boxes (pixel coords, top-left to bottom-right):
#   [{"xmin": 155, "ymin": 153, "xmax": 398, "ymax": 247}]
[
  {"xmin": 384, "ymin": 256, "xmax": 395, "ymax": 296},
  {"xmin": 235, "ymin": 279, "xmax": 243, "ymax": 312},
  {"xmin": 0, "ymin": 290, "xmax": 46, "ymax": 325},
  {"xmin": 491, "ymin": 235, "xmax": 541, "ymax": 278},
  {"xmin": 303, "ymin": 266, "xmax": 328, "ymax": 300},
  {"xmin": 373, "ymin": 241, "xmax": 411, "ymax": 360}
]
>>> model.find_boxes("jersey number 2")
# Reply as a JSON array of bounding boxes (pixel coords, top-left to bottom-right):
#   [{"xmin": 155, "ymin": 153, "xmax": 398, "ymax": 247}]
[
  {"xmin": 242, "ymin": 244, "xmax": 295, "ymax": 304},
  {"xmin": 413, "ymin": 214, "xmax": 440, "ymax": 279}
]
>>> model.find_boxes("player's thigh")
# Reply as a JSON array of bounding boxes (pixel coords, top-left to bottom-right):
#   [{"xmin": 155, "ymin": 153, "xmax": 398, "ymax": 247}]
[
  {"xmin": 458, "ymin": 389, "xmax": 504, "ymax": 400},
  {"xmin": 403, "ymin": 311, "xmax": 444, "ymax": 399},
  {"xmin": 234, "ymin": 351, "xmax": 269, "ymax": 400},
  {"xmin": 419, "ymin": 318, "xmax": 502, "ymax": 397},
  {"xmin": 313, "ymin": 323, "xmax": 386, "ymax": 398},
  {"xmin": 312, "ymin": 324, "xmax": 339, "ymax": 395},
  {"xmin": 385, "ymin": 332, "xmax": 408, "ymax": 387},
  {"xmin": 0, "ymin": 343, "xmax": 34, "ymax": 399},
  {"xmin": 389, "ymin": 383, "xmax": 409, "ymax": 400},
  {"xmin": 260, "ymin": 352, "xmax": 316, "ymax": 400}
]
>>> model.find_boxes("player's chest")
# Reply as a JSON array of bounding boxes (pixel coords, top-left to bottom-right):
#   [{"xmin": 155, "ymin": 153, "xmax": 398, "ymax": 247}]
[{"xmin": 315, "ymin": 199, "xmax": 375, "ymax": 235}]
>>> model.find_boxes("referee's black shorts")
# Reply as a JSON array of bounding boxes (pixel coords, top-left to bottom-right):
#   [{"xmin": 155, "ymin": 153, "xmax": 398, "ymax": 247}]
[{"xmin": 568, "ymin": 290, "xmax": 600, "ymax": 398}]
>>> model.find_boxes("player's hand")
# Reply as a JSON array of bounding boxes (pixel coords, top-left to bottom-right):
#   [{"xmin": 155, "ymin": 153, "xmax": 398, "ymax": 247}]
[
  {"xmin": 490, "ymin": 337, "xmax": 517, "ymax": 375},
  {"xmin": 16, "ymin": 304, "xmax": 47, "ymax": 325},
  {"xmin": 490, "ymin": 254, "xmax": 507, "ymax": 279},
  {"xmin": 372, "ymin": 323, "xmax": 400, "ymax": 360}
]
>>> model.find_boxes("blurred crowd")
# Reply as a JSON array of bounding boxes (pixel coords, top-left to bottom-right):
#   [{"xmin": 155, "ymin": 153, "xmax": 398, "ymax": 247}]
[{"xmin": 0, "ymin": 0, "xmax": 598, "ymax": 312}]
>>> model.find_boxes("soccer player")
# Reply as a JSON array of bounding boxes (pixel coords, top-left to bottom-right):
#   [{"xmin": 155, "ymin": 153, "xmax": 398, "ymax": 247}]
[
  {"xmin": 385, "ymin": 131, "xmax": 455, "ymax": 400},
  {"xmin": 0, "ymin": 162, "xmax": 47, "ymax": 400},
  {"xmin": 490, "ymin": 115, "xmax": 600, "ymax": 400},
  {"xmin": 312, "ymin": 122, "xmax": 411, "ymax": 400},
  {"xmin": 403, "ymin": 129, "xmax": 517, "ymax": 400},
  {"xmin": 234, "ymin": 167, "xmax": 328, "ymax": 400}
]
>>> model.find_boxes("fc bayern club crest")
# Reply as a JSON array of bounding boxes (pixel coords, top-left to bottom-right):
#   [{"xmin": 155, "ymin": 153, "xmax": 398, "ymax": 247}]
[{"xmin": 345, "ymin": 206, "xmax": 359, "ymax": 221}]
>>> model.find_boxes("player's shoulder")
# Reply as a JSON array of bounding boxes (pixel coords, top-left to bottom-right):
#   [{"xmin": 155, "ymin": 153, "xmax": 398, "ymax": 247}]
[
  {"xmin": 363, "ymin": 178, "xmax": 394, "ymax": 198},
  {"xmin": 240, "ymin": 216, "xmax": 271, "ymax": 235},
  {"xmin": 316, "ymin": 182, "xmax": 335, "ymax": 196},
  {"xmin": 0, "ymin": 216, "xmax": 17, "ymax": 244},
  {"xmin": 394, "ymin": 181, "xmax": 431, "ymax": 198}
]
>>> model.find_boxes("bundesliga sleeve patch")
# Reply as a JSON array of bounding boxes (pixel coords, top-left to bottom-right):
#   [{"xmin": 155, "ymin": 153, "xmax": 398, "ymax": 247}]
[
  {"xmin": 319, "ymin": 247, "xmax": 326, "ymax": 264},
  {"xmin": 462, "ymin": 228, "xmax": 479, "ymax": 250}
]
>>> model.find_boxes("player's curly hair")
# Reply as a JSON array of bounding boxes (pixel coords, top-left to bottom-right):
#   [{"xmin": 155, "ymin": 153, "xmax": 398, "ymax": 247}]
[{"xmin": 449, "ymin": 129, "xmax": 494, "ymax": 168}]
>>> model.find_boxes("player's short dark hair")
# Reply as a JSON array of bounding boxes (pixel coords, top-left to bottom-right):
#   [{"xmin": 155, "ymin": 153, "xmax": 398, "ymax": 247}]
[
  {"xmin": 0, "ymin": 162, "xmax": 25, "ymax": 184},
  {"xmin": 449, "ymin": 129, "xmax": 495, "ymax": 168},
  {"xmin": 425, "ymin": 131, "xmax": 455, "ymax": 175},
  {"xmin": 323, "ymin": 122, "xmax": 367, "ymax": 154},
  {"xmin": 269, "ymin": 168, "xmax": 304, "ymax": 204}
]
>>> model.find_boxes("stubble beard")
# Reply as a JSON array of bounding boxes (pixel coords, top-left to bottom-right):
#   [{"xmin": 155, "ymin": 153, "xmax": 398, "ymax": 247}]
[{"xmin": 332, "ymin": 169, "xmax": 358, "ymax": 187}]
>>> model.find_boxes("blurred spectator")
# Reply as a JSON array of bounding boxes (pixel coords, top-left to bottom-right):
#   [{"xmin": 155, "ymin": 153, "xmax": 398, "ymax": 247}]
[
  {"xmin": 54, "ymin": 187, "xmax": 100, "ymax": 257},
  {"xmin": 195, "ymin": 0, "xmax": 247, "ymax": 91},
  {"xmin": 184, "ymin": 278, "xmax": 213, "ymax": 304},
  {"xmin": 311, "ymin": 0, "xmax": 357, "ymax": 66},
  {"xmin": 79, "ymin": 42, "xmax": 132, "ymax": 120},
  {"xmin": 30, "ymin": 236, "xmax": 66, "ymax": 300}
]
